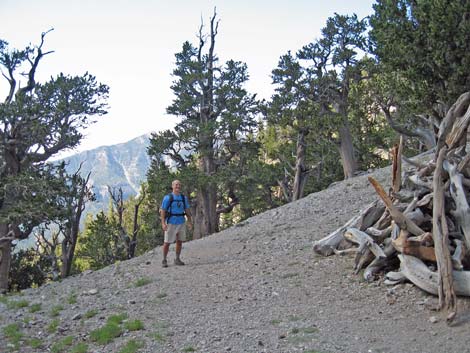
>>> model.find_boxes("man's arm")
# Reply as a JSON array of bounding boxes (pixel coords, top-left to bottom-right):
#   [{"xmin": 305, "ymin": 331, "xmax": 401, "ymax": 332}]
[
  {"xmin": 160, "ymin": 209, "xmax": 168, "ymax": 231},
  {"xmin": 160, "ymin": 196, "xmax": 169, "ymax": 231},
  {"xmin": 185, "ymin": 208, "xmax": 193, "ymax": 230}
]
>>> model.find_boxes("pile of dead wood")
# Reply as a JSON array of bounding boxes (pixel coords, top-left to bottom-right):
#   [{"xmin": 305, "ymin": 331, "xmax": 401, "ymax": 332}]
[{"xmin": 314, "ymin": 92, "xmax": 470, "ymax": 322}]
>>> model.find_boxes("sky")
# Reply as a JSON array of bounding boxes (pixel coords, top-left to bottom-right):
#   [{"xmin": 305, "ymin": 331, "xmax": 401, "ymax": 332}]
[{"xmin": 0, "ymin": 0, "xmax": 376, "ymax": 157}]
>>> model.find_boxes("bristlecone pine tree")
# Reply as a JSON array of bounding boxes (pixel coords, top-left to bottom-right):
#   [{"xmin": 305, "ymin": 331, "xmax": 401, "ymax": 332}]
[{"xmin": 0, "ymin": 31, "xmax": 108, "ymax": 292}]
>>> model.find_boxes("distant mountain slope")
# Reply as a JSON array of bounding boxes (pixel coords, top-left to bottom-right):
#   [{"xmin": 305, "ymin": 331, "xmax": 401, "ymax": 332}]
[{"xmin": 62, "ymin": 134, "xmax": 152, "ymax": 214}]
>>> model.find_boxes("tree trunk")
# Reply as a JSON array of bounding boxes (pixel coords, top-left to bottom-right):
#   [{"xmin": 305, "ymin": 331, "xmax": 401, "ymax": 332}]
[
  {"xmin": 60, "ymin": 224, "xmax": 79, "ymax": 278},
  {"xmin": 193, "ymin": 179, "xmax": 218, "ymax": 239},
  {"xmin": 292, "ymin": 130, "xmax": 309, "ymax": 201},
  {"xmin": 338, "ymin": 124, "xmax": 357, "ymax": 179},
  {"xmin": 0, "ymin": 224, "xmax": 12, "ymax": 293},
  {"xmin": 193, "ymin": 10, "xmax": 219, "ymax": 239}
]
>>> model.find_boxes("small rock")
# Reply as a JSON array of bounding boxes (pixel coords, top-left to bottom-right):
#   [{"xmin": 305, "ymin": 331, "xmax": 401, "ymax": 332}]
[
  {"xmin": 429, "ymin": 316, "xmax": 438, "ymax": 323},
  {"xmin": 88, "ymin": 289, "xmax": 98, "ymax": 295},
  {"xmin": 72, "ymin": 313, "xmax": 82, "ymax": 320},
  {"xmin": 127, "ymin": 300, "xmax": 136, "ymax": 304}
]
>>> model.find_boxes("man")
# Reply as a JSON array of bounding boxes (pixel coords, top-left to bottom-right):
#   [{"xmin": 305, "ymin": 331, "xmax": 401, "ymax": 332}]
[{"xmin": 160, "ymin": 179, "xmax": 192, "ymax": 267}]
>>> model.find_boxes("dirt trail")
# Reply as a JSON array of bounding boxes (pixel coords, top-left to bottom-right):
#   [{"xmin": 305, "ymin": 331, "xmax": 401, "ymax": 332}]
[{"xmin": 2, "ymin": 165, "xmax": 470, "ymax": 353}]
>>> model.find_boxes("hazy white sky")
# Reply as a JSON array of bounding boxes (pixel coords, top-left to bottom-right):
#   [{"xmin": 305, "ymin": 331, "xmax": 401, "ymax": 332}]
[{"xmin": 0, "ymin": 0, "xmax": 375, "ymax": 156}]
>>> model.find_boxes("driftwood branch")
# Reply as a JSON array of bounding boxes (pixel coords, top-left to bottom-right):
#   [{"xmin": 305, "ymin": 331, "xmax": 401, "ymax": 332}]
[
  {"xmin": 313, "ymin": 201, "xmax": 383, "ymax": 256},
  {"xmin": 368, "ymin": 177, "xmax": 425, "ymax": 236},
  {"xmin": 432, "ymin": 146, "xmax": 457, "ymax": 320}
]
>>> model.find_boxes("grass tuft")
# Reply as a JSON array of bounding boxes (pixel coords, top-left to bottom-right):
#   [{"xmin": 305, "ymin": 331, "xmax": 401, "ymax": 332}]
[
  {"xmin": 70, "ymin": 343, "xmax": 88, "ymax": 353},
  {"xmin": 118, "ymin": 339, "xmax": 145, "ymax": 353},
  {"xmin": 67, "ymin": 293, "xmax": 78, "ymax": 304},
  {"xmin": 7, "ymin": 299, "xmax": 29, "ymax": 309},
  {"xmin": 107, "ymin": 312, "xmax": 128, "ymax": 325},
  {"xmin": 90, "ymin": 322, "xmax": 122, "ymax": 345},
  {"xmin": 134, "ymin": 277, "xmax": 152, "ymax": 287},
  {"xmin": 124, "ymin": 319, "xmax": 144, "ymax": 331},
  {"xmin": 47, "ymin": 318, "xmax": 60, "ymax": 333},
  {"xmin": 29, "ymin": 303, "xmax": 42, "ymax": 313},
  {"xmin": 50, "ymin": 304, "xmax": 64, "ymax": 317},
  {"xmin": 84, "ymin": 309, "xmax": 99, "ymax": 319},
  {"xmin": 28, "ymin": 337, "xmax": 43, "ymax": 349},
  {"xmin": 3, "ymin": 323, "xmax": 23, "ymax": 350},
  {"xmin": 51, "ymin": 335, "xmax": 74, "ymax": 353}
]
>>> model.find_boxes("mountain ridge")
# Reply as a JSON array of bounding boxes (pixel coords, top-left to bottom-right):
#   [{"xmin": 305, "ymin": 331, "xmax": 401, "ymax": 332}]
[{"xmin": 61, "ymin": 133, "xmax": 152, "ymax": 214}]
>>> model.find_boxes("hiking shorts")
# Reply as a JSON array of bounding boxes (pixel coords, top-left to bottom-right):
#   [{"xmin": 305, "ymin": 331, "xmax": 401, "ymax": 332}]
[{"xmin": 164, "ymin": 223, "xmax": 187, "ymax": 243}]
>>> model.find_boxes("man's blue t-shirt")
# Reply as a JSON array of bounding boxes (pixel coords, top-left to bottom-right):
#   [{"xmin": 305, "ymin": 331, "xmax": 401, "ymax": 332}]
[{"xmin": 161, "ymin": 193, "xmax": 189, "ymax": 225}]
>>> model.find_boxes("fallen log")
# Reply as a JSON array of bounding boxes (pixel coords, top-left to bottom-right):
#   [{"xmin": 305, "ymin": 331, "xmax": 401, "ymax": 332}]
[
  {"xmin": 368, "ymin": 177, "xmax": 426, "ymax": 237},
  {"xmin": 399, "ymin": 254, "xmax": 470, "ymax": 297},
  {"xmin": 364, "ymin": 241, "xmax": 397, "ymax": 282},
  {"xmin": 445, "ymin": 160, "xmax": 470, "ymax": 251},
  {"xmin": 452, "ymin": 240, "xmax": 465, "ymax": 271},
  {"xmin": 392, "ymin": 230, "xmax": 436, "ymax": 262},
  {"xmin": 344, "ymin": 228, "xmax": 386, "ymax": 259},
  {"xmin": 313, "ymin": 200, "xmax": 383, "ymax": 256}
]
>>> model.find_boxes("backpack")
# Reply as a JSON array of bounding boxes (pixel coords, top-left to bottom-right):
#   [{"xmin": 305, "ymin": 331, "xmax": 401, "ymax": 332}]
[{"xmin": 165, "ymin": 193, "xmax": 188, "ymax": 222}]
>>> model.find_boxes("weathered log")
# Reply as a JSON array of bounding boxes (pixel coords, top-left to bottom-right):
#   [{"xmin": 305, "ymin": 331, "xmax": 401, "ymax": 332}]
[
  {"xmin": 392, "ymin": 230, "xmax": 436, "ymax": 262},
  {"xmin": 444, "ymin": 160, "xmax": 470, "ymax": 251},
  {"xmin": 432, "ymin": 146, "xmax": 457, "ymax": 320},
  {"xmin": 313, "ymin": 200, "xmax": 383, "ymax": 256},
  {"xmin": 452, "ymin": 240, "xmax": 465, "ymax": 271},
  {"xmin": 344, "ymin": 228, "xmax": 386, "ymax": 259},
  {"xmin": 364, "ymin": 241, "xmax": 397, "ymax": 282},
  {"xmin": 354, "ymin": 247, "xmax": 375, "ymax": 274},
  {"xmin": 436, "ymin": 91, "xmax": 470, "ymax": 156},
  {"xmin": 416, "ymin": 193, "xmax": 433, "ymax": 208},
  {"xmin": 365, "ymin": 226, "xmax": 391, "ymax": 240},
  {"xmin": 384, "ymin": 270, "xmax": 408, "ymax": 285},
  {"xmin": 402, "ymin": 155, "xmax": 429, "ymax": 169},
  {"xmin": 446, "ymin": 101, "xmax": 470, "ymax": 150},
  {"xmin": 372, "ymin": 209, "xmax": 391, "ymax": 230},
  {"xmin": 333, "ymin": 248, "xmax": 358, "ymax": 256},
  {"xmin": 392, "ymin": 136, "xmax": 404, "ymax": 193},
  {"xmin": 408, "ymin": 232, "xmax": 434, "ymax": 246},
  {"xmin": 399, "ymin": 255, "xmax": 470, "ymax": 297},
  {"xmin": 368, "ymin": 177, "xmax": 426, "ymax": 237},
  {"xmin": 408, "ymin": 174, "xmax": 433, "ymax": 190}
]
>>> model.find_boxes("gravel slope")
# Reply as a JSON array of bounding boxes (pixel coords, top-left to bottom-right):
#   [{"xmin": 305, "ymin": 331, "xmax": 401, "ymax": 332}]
[{"xmin": 2, "ymin": 165, "xmax": 470, "ymax": 353}]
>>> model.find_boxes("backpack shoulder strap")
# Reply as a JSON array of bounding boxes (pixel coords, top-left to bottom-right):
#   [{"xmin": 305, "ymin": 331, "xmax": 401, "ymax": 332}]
[{"xmin": 181, "ymin": 194, "xmax": 188, "ymax": 209}]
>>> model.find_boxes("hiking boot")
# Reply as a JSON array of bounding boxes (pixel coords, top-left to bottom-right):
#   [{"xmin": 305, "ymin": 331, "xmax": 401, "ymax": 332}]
[
  {"xmin": 162, "ymin": 259, "xmax": 168, "ymax": 268},
  {"xmin": 174, "ymin": 258, "xmax": 185, "ymax": 266}
]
